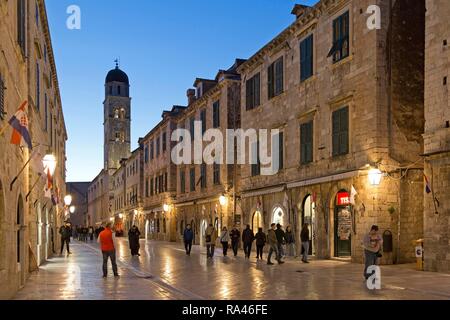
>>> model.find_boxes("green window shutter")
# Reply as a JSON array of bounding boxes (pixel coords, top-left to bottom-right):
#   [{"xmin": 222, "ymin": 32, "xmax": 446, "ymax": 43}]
[
  {"xmin": 332, "ymin": 110, "xmax": 340, "ymax": 156},
  {"xmin": 246, "ymin": 79, "xmax": 252, "ymax": 110},
  {"xmin": 268, "ymin": 64, "xmax": 274, "ymax": 99},
  {"xmin": 279, "ymin": 132, "xmax": 284, "ymax": 170},
  {"xmin": 275, "ymin": 58, "xmax": 284, "ymax": 96},
  {"xmin": 340, "ymin": 107, "xmax": 349, "ymax": 155},
  {"xmin": 254, "ymin": 73, "xmax": 260, "ymax": 107}
]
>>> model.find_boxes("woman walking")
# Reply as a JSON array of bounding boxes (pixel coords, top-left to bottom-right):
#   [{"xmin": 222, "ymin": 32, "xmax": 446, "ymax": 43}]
[
  {"xmin": 300, "ymin": 223, "xmax": 310, "ymax": 263},
  {"xmin": 255, "ymin": 227, "xmax": 266, "ymax": 260},
  {"xmin": 285, "ymin": 226, "xmax": 296, "ymax": 257},
  {"xmin": 128, "ymin": 225, "xmax": 141, "ymax": 256},
  {"xmin": 220, "ymin": 226, "xmax": 230, "ymax": 256}
]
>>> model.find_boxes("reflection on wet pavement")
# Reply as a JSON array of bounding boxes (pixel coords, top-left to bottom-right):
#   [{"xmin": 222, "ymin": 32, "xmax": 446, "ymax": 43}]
[{"xmin": 14, "ymin": 239, "xmax": 450, "ymax": 300}]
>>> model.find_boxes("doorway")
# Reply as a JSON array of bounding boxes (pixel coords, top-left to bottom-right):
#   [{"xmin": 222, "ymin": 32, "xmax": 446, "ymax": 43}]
[
  {"xmin": 252, "ymin": 210, "xmax": 263, "ymax": 235},
  {"xmin": 334, "ymin": 191, "xmax": 352, "ymax": 257},
  {"xmin": 272, "ymin": 207, "xmax": 285, "ymax": 226},
  {"xmin": 302, "ymin": 195, "xmax": 316, "ymax": 256},
  {"xmin": 200, "ymin": 219, "xmax": 208, "ymax": 247}
]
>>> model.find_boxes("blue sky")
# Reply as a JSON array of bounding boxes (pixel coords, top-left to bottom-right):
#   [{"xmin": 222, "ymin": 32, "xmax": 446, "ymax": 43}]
[{"xmin": 46, "ymin": 0, "xmax": 317, "ymax": 182}]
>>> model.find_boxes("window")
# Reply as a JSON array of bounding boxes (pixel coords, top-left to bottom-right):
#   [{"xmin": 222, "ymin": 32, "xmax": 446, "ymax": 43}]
[
  {"xmin": 164, "ymin": 172, "xmax": 168, "ymax": 192},
  {"xmin": 44, "ymin": 94, "xmax": 48, "ymax": 131},
  {"xmin": 109, "ymin": 86, "xmax": 113, "ymax": 95},
  {"xmin": 300, "ymin": 35, "xmax": 314, "ymax": 81},
  {"xmin": 213, "ymin": 163, "xmax": 220, "ymax": 185},
  {"xmin": 35, "ymin": 2, "xmax": 39, "ymax": 26},
  {"xmin": 277, "ymin": 132, "xmax": 284, "ymax": 170},
  {"xmin": 200, "ymin": 163, "xmax": 206, "ymax": 189},
  {"xmin": 190, "ymin": 116, "xmax": 195, "ymax": 141},
  {"xmin": 246, "ymin": 73, "xmax": 261, "ymax": 110},
  {"xmin": 190, "ymin": 168, "xmax": 195, "ymax": 192},
  {"xmin": 332, "ymin": 106, "xmax": 349, "ymax": 156},
  {"xmin": 118, "ymin": 86, "xmax": 121, "ymax": 95},
  {"xmin": 268, "ymin": 57, "xmax": 284, "ymax": 99},
  {"xmin": 150, "ymin": 140, "xmax": 154, "ymax": 159},
  {"xmin": 36, "ymin": 63, "xmax": 40, "ymax": 110},
  {"xmin": 0, "ymin": 74, "xmax": 5, "ymax": 120},
  {"xmin": 212, "ymin": 101, "xmax": 220, "ymax": 128},
  {"xmin": 144, "ymin": 145, "xmax": 149, "ymax": 163},
  {"xmin": 200, "ymin": 109, "xmax": 207, "ymax": 134},
  {"xmin": 300, "ymin": 121, "xmax": 313, "ymax": 164},
  {"xmin": 155, "ymin": 176, "xmax": 159, "ymax": 195},
  {"xmin": 162, "ymin": 132, "xmax": 167, "ymax": 152},
  {"xmin": 156, "ymin": 136, "xmax": 161, "ymax": 157},
  {"xmin": 328, "ymin": 11, "xmax": 350, "ymax": 63},
  {"xmin": 251, "ymin": 142, "xmax": 260, "ymax": 177},
  {"xmin": 150, "ymin": 178, "xmax": 154, "ymax": 196},
  {"xmin": 17, "ymin": 0, "xmax": 26, "ymax": 55},
  {"xmin": 180, "ymin": 170, "xmax": 186, "ymax": 193}
]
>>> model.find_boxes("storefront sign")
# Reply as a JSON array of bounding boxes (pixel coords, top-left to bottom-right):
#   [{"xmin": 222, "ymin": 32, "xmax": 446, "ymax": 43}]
[{"xmin": 336, "ymin": 192, "xmax": 350, "ymax": 206}]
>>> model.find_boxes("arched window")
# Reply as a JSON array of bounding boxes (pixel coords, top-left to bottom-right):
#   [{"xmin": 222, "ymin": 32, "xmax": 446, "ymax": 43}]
[
  {"xmin": 114, "ymin": 109, "xmax": 119, "ymax": 119},
  {"xmin": 120, "ymin": 108, "xmax": 126, "ymax": 119},
  {"xmin": 272, "ymin": 206, "xmax": 285, "ymax": 226}
]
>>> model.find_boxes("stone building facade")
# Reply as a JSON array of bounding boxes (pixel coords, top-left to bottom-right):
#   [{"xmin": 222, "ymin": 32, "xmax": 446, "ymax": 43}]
[
  {"xmin": 0, "ymin": 0, "xmax": 67, "ymax": 298},
  {"xmin": 66, "ymin": 182, "xmax": 89, "ymax": 227},
  {"xmin": 423, "ymin": 0, "xmax": 450, "ymax": 273},
  {"xmin": 237, "ymin": 0, "xmax": 425, "ymax": 264}
]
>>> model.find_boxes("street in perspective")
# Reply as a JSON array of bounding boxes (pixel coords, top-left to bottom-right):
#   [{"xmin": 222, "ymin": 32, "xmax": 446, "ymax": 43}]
[{"xmin": 0, "ymin": 0, "xmax": 450, "ymax": 310}]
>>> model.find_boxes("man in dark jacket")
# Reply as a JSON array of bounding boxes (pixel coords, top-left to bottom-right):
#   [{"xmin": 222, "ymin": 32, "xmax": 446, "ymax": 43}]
[
  {"xmin": 128, "ymin": 225, "xmax": 141, "ymax": 256},
  {"xmin": 255, "ymin": 227, "xmax": 266, "ymax": 259},
  {"xmin": 230, "ymin": 225, "xmax": 241, "ymax": 256},
  {"xmin": 242, "ymin": 225, "xmax": 254, "ymax": 259},
  {"xmin": 275, "ymin": 224, "xmax": 286, "ymax": 260},
  {"xmin": 183, "ymin": 224, "xmax": 194, "ymax": 255},
  {"xmin": 59, "ymin": 222, "xmax": 72, "ymax": 255}
]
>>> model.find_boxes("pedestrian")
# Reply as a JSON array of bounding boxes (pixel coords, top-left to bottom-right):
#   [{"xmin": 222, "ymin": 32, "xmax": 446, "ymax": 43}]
[
  {"xmin": 230, "ymin": 225, "xmax": 240, "ymax": 257},
  {"xmin": 50, "ymin": 227, "xmax": 56, "ymax": 254},
  {"xmin": 59, "ymin": 222, "xmax": 72, "ymax": 256},
  {"xmin": 205, "ymin": 223, "xmax": 217, "ymax": 258},
  {"xmin": 300, "ymin": 223, "xmax": 310, "ymax": 263},
  {"xmin": 275, "ymin": 224, "xmax": 286, "ymax": 260},
  {"xmin": 98, "ymin": 223, "xmax": 119, "ymax": 278},
  {"xmin": 267, "ymin": 223, "xmax": 284, "ymax": 265},
  {"xmin": 362, "ymin": 225, "xmax": 383, "ymax": 280},
  {"xmin": 285, "ymin": 226, "xmax": 296, "ymax": 257},
  {"xmin": 242, "ymin": 224, "xmax": 254, "ymax": 259},
  {"xmin": 183, "ymin": 224, "xmax": 194, "ymax": 255},
  {"xmin": 89, "ymin": 226, "xmax": 94, "ymax": 241},
  {"xmin": 128, "ymin": 225, "xmax": 141, "ymax": 256},
  {"xmin": 255, "ymin": 227, "xmax": 266, "ymax": 260},
  {"xmin": 219, "ymin": 226, "xmax": 230, "ymax": 256}
]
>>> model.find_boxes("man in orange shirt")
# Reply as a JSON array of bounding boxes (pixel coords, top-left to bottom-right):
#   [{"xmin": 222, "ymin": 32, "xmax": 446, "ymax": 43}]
[{"xmin": 98, "ymin": 223, "xmax": 119, "ymax": 278}]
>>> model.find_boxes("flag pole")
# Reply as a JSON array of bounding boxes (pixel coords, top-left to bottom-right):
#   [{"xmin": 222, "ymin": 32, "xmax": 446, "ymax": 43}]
[
  {"xmin": 10, "ymin": 150, "xmax": 36, "ymax": 191},
  {"xmin": 26, "ymin": 173, "xmax": 43, "ymax": 202}
]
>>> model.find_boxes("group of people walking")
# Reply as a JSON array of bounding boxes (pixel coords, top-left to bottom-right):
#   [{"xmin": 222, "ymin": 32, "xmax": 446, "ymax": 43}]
[
  {"xmin": 182, "ymin": 223, "xmax": 311, "ymax": 265},
  {"xmin": 73, "ymin": 226, "xmax": 95, "ymax": 242}
]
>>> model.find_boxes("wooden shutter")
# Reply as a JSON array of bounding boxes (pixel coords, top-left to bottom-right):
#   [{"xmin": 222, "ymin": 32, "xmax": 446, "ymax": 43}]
[
  {"xmin": 332, "ymin": 110, "xmax": 340, "ymax": 156},
  {"xmin": 300, "ymin": 39, "xmax": 307, "ymax": 81},
  {"xmin": 268, "ymin": 64, "xmax": 274, "ymax": 99},
  {"xmin": 254, "ymin": 73, "xmax": 260, "ymax": 107},
  {"xmin": 340, "ymin": 107, "xmax": 349, "ymax": 155},
  {"xmin": 0, "ymin": 75, "xmax": 4, "ymax": 120},
  {"xmin": 246, "ymin": 79, "xmax": 253, "ymax": 110},
  {"xmin": 275, "ymin": 58, "xmax": 284, "ymax": 96},
  {"xmin": 278, "ymin": 132, "xmax": 284, "ymax": 170}
]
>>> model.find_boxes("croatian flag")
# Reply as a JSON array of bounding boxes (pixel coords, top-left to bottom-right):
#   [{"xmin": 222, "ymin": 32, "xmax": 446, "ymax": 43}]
[
  {"xmin": 424, "ymin": 174, "xmax": 432, "ymax": 194},
  {"xmin": 8, "ymin": 101, "xmax": 32, "ymax": 149}
]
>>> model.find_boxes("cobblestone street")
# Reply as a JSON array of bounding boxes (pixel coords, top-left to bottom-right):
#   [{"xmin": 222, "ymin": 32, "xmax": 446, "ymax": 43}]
[{"xmin": 14, "ymin": 239, "xmax": 450, "ymax": 300}]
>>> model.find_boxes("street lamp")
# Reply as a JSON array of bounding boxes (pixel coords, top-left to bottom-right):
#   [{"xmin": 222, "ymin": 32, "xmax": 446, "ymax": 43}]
[
  {"xmin": 118, "ymin": 213, "xmax": 123, "ymax": 219},
  {"xmin": 219, "ymin": 195, "xmax": 228, "ymax": 206},
  {"xmin": 64, "ymin": 195, "xmax": 73, "ymax": 207},
  {"xmin": 163, "ymin": 203, "xmax": 170, "ymax": 213},
  {"xmin": 69, "ymin": 206, "xmax": 76, "ymax": 214},
  {"xmin": 42, "ymin": 154, "xmax": 57, "ymax": 175},
  {"xmin": 368, "ymin": 168, "xmax": 383, "ymax": 186}
]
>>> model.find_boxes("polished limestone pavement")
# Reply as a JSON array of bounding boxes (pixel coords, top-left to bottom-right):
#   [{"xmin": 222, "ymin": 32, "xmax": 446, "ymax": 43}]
[{"xmin": 14, "ymin": 238, "xmax": 450, "ymax": 300}]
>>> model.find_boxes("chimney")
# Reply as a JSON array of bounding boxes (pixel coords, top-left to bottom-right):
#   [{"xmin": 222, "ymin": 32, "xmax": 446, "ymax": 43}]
[{"xmin": 187, "ymin": 89, "xmax": 196, "ymax": 105}]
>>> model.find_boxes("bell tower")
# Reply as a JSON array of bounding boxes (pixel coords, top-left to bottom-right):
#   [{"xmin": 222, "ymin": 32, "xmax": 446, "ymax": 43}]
[{"xmin": 104, "ymin": 62, "xmax": 131, "ymax": 172}]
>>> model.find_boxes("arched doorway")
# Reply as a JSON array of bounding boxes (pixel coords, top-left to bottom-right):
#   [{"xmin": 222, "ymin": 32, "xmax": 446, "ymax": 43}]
[
  {"xmin": 334, "ymin": 190, "xmax": 352, "ymax": 257},
  {"xmin": 272, "ymin": 206, "xmax": 286, "ymax": 227},
  {"xmin": 301, "ymin": 195, "xmax": 316, "ymax": 256},
  {"xmin": 200, "ymin": 219, "xmax": 208, "ymax": 247},
  {"xmin": 252, "ymin": 210, "xmax": 263, "ymax": 235},
  {"xmin": 17, "ymin": 195, "xmax": 25, "ymax": 286}
]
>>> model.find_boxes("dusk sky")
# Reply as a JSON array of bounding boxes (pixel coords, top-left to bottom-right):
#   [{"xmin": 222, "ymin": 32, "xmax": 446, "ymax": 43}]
[{"xmin": 46, "ymin": 0, "xmax": 317, "ymax": 182}]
